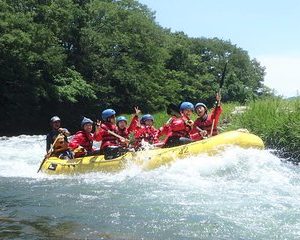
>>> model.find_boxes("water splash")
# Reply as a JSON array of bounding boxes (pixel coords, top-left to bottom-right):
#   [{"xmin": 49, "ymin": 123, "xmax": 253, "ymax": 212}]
[
  {"xmin": 1, "ymin": 135, "xmax": 300, "ymax": 239},
  {"xmin": 0, "ymin": 135, "xmax": 298, "ymax": 181}
]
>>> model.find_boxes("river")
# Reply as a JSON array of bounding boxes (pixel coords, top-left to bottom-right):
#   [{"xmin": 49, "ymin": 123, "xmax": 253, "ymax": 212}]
[{"xmin": 0, "ymin": 135, "xmax": 300, "ymax": 239}]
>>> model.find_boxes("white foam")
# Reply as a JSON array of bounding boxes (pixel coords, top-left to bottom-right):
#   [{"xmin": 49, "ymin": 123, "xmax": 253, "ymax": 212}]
[
  {"xmin": 0, "ymin": 135, "xmax": 45, "ymax": 178},
  {"xmin": 1, "ymin": 135, "xmax": 299, "ymax": 191}
]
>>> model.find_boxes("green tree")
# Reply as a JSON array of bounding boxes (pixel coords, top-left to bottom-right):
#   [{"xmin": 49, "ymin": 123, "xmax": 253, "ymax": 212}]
[{"xmin": 0, "ymin": 0, "xmax": 268, "ymax": 135}]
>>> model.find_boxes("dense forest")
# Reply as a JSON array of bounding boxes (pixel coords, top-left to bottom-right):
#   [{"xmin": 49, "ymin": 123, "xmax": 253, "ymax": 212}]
[{"xmin": 0, "ymin": 0, "xmax": 271, "ymax": 135}]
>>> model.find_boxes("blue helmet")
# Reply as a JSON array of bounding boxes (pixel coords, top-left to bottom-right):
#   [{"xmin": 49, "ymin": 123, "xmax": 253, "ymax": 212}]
[
  {"xmin": 116, "ymin": 116, "xmax": 127, "ymax": 124},
  {"xmin": 180, "ymin": 102, "xmax": 194, "ymax": 111},
  {"xmin": 101, "ymin": 109, "xmax": 116, "ymax": 121},
  {"xmin": 140, "ymin": 114, "xmax": 154, "ymax": 124},
  {"xmin": 195, "ymin": 103, "xmax": 208, "ymax": 112},
  {"xmin": 81, "ymin": 117, "xmax": 93, "ymax": 127}
]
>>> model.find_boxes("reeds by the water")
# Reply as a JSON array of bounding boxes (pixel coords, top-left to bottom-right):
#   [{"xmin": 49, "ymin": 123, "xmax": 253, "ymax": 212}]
[{"xmin": 224, "ymin": 97, "xmax": 300, "ymax": 160}]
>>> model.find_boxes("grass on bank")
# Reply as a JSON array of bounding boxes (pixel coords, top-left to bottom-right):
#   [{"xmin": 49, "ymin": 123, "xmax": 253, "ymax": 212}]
[{"xmin": 224, "ymin": 97, "xmax": 300, "ymax": 159}]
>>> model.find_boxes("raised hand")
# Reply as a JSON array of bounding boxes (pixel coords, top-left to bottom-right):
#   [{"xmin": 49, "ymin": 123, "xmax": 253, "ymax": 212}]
[{"xmin": 134, "ymin": 106, "xmax": 141, "ymax": 116}]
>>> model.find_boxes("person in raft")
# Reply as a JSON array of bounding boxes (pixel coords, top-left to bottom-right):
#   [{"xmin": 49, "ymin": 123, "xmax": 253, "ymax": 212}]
[
  {"xmin": 46, "ymin": 116, "xmax": 70, "ymax": 152},
  {"xmin": 46, "ymin": 116, "xmax": 72, "ymax": 159},
  {"xmin": 93, "ymin": 109, "xmax": 129, "ymax": 159},
  {"xmin": 69, "ymin": 117, "xmax": 98, "ymax": 158},
  {"xmin": 161, "ymin": 102, "xmax": 195, "ymax": 148},
  {"xmin": 190, "ymin": 92, "xmax": 222, "ymax": 141},
  {"xmin": 134, "ymin": 114, "xmax": 160, "ymax": 149},
  {"xmin": 116, "ymin": 107, "xmax": 140, "ymax": 143}
]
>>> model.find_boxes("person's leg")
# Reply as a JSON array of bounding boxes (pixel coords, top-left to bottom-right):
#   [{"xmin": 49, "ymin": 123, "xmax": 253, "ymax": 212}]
[
  {"xmin": 104, "ymin": 146, "xmax": 128, "ymax": 160},
  {"xmin": 58, "ymin": 150, "xmax": 74, "ymax": 160},
  {"xmin": 178, "ymin": 137, "xmax": 192, "ymax": 145},
  {"xmin": 164, "ymin": 136, "xmax": 181, "ymax": 148},
  {"xmin": 164, "ymin": 136, "xmax": 192, "ymax": 148},
  {"xmin": 86, "ymin": 149, "xmax": 101, "ymax": 156}
]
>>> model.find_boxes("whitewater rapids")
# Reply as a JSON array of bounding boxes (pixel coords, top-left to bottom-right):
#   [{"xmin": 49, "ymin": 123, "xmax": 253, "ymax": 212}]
[{"xmin": 0, "ymin": 135, "xmax": 299, "ymax": 239}]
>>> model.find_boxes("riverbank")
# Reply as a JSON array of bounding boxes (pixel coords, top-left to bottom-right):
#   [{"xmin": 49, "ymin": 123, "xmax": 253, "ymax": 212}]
[{"xmin": 223, "ymin": 97, "xmax": 300, "ymax": 161}]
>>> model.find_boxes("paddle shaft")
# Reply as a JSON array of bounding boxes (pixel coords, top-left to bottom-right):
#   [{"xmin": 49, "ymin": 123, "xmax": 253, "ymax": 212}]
[
  {"xmin": 95, "ymin": 122, "xmax": 130, "ymax": 142},
  {"xmin": 209, "ymin": 61, "xmax": 227, "ymax": 137},
  {"xmin": 37, "ymin": 133, "xmax": 63, "ymax": 173},
  {"xmin": 107, "ymin": 129, "xmax": 129, "ymax": 142}
]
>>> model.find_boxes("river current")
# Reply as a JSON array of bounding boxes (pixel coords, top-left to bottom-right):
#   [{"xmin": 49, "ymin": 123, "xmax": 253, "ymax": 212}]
[{"xmin": 0, "ymin": 135, "xmax": 299, "ymax": 239}]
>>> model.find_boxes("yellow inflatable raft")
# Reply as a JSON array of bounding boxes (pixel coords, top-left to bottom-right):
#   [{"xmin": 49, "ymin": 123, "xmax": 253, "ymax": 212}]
[{"xmin": 40, "ymin": 130, "xmax": 264, "ymax": 174}]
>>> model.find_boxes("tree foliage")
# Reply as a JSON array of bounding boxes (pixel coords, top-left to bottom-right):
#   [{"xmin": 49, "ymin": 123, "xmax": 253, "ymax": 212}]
[{"xmin": 0, "ymin": 0, "xmax": 268, "ymax": 135}]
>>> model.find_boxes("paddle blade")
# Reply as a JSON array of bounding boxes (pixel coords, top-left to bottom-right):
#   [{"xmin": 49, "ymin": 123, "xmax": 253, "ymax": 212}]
[
  {"xmin": 220, "ymin": 61, "xmax": 228, "ymax": 89},
  {"xmin": 167, "ymin": 103, "xmax": 181, "ymax": 117}
]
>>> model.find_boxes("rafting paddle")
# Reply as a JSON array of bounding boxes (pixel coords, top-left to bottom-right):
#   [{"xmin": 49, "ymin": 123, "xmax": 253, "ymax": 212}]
[
  {"xmin": 219, "ymin": 61, "xmax": 227, "ymax": 92},
  {"xmin": 209, "ymin": 61, "xmax": 228, "ymax": 136},
  {"xmin": 107, "ymin": 130, "xmax": 129, "ymax": 143},
  {"xmin": 167, "ymin": 103, "xmax": 181, "ymax": 118},
  {"xmin": 37, "ymin": 133, "xmax": 63, "ymax": 173},
  {"xmin": 95, "ymin": 120, "xmax": 130, "ymax": 144}
]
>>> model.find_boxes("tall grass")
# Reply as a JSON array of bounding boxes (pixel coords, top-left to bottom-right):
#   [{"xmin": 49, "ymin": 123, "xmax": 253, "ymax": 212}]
[{"xmin": 224, "ymin": 97, "xmax": 300, "ymax": 160}]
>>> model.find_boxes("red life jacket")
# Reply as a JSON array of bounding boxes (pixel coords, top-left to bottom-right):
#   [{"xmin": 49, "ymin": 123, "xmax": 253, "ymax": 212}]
[
  {"xmin": 167, "ymin": 115, "xmax": 193, "ymax": 139},
  {"xmin": 157, "ymin": 124, "xmax": 170, "ymax": 138},
  {"xmin": 116, "ymin": 128, "xmax": 129, "ymax": 139},
  {"xmin": 134, "ymin": 125, "xmax": 159, "ymax": 148},
  {"xmin": 94, "ymin": 122, "xmax": 119, "ymax": 150},
  {"xmin": 191, "ymin": 106, "xmax": 222, "ymax": 141},
  {"xmin": 69, "ymin": 130, "xmax": 94, "ymax": 157}
]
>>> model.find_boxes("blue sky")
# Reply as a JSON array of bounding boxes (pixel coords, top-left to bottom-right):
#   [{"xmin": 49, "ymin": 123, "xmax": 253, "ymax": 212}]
[{"xmin": 138, "ymin": 0, "xmax": 300, "ymax": 97}]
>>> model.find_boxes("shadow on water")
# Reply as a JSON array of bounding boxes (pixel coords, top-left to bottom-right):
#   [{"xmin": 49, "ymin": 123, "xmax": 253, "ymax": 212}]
[
  {"xmin": 271, "ymin": 148, "xmax": 300, "ymax": 165},
  {"xmin": 0, "ymin": 216, "xmax": 80, "ymax": 239},
  {"xmin": 0, "ymin": 216, "xmax": 138, "ymax": 239}
]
